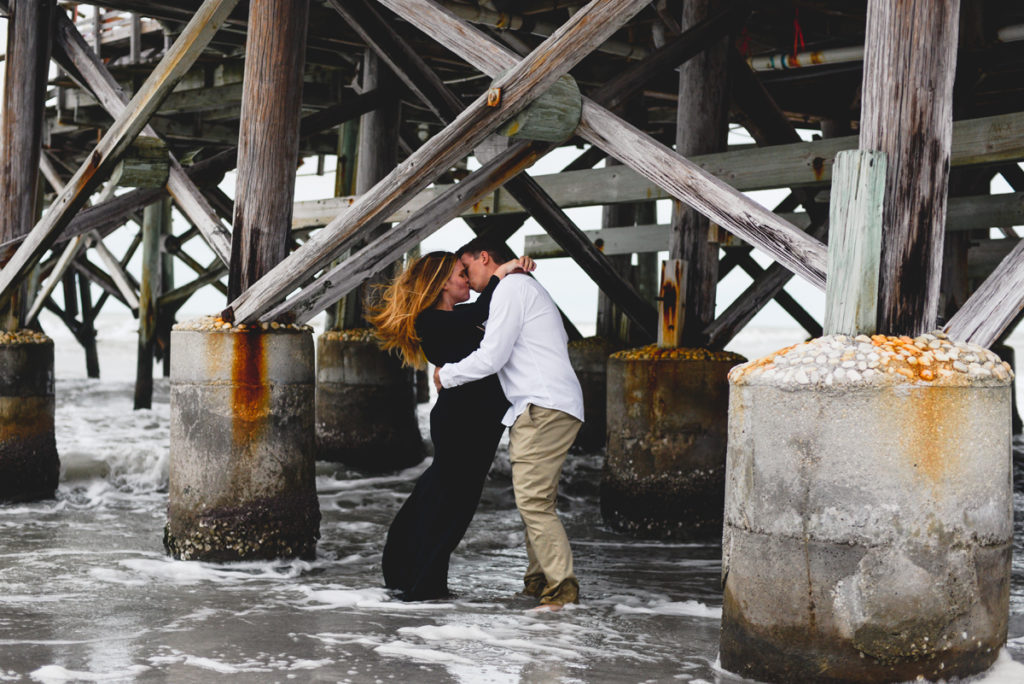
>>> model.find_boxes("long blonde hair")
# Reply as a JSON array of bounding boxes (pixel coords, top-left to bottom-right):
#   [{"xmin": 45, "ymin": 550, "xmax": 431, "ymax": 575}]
[{"xmin": 368, "ymin": 251, "xmax": 458, "ymax": 368}]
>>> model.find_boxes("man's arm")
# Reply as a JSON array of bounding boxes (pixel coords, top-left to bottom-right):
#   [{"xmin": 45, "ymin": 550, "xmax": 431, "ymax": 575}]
[{"xmin": 438, "ymin": 278, "xmax": 525, "ymax": 388}]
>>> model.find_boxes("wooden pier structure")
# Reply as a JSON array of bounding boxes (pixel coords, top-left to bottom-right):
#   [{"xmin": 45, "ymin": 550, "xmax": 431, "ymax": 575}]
[
  {"xmin": 3, "ymin": 1, "xmax": 1024, "ymax": 679},
  {"xmin": 0, "ymin": 0, "xmax": 1020, "ymax": 388}
]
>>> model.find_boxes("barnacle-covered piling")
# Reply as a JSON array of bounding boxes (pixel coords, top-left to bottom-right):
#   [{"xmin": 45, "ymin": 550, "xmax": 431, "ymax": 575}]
[
  {"xmin": 0, "ymin": 331, "xmax": 58, "ymax": 502},
  {"xmin": 315, "ymin": 329, "xmax": 422, "ymax": 471},
  {"xmin": 165, "ymin": 316, "xmax": 320, "ymax": 561},
  {"xmin": 721, "ymin": 332, "xmax": 1012, "ymax": 683},
  {"xmin": 603, "ymin": 345, "xmax": 745, "ymax": 539}
]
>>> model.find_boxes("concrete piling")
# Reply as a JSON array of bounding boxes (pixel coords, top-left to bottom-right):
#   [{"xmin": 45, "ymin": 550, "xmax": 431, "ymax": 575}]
[
  {"xmin": 0, "ymin": 331, "xmax": 59, "ymax": 502},
  {"xmin": 721, "ymin": 332, "xmax": 1012, "ymax": 683},
  {"xmin": 165, "ymin": 317, "xmax": 320, "ymax": 561},
  {"xmin": 315, "ymin": 329, "xmax": 423, "ymax": 471},
  {"xmin": 602, "ymin": 345, "xmax": 745, "ymax": 538},
  {"xmin": 568, "ymin": 337, "xmax": 617, "ymax": 452}
]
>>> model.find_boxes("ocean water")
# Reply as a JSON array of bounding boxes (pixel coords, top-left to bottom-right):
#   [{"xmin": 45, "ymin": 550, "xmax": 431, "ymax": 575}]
[{"xmin": 1, "ymin": 316, "xmax": 1023, "ymax": 683}]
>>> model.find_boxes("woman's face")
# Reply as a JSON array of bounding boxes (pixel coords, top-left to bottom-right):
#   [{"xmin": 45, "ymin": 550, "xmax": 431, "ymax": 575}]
[{"xmin": 441, "ymin": 263, "xmax": 471, "ymax": 305}]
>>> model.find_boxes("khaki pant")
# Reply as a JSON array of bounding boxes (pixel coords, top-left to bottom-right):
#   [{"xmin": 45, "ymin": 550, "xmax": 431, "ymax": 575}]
[{"xmin": 509, "ymin": 404, "xmax": 582, "ymax": 604}]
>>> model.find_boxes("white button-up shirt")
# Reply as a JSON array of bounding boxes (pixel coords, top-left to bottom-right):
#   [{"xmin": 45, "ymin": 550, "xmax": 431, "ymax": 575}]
[{"xmin": 438, "ymin": 274, "xmax": 584, "ymax": 427}]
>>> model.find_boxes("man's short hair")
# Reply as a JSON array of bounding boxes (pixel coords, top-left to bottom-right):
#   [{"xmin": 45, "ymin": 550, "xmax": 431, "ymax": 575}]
[{"xmin": 455, "ymin": 235, "xmax": 517, "ymax": 263}]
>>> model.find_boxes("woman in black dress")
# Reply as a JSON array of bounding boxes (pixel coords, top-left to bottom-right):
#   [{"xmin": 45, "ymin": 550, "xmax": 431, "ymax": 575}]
[{"xmin": 368, "ymin": 251, "xmax": 533, "ymax": 600}]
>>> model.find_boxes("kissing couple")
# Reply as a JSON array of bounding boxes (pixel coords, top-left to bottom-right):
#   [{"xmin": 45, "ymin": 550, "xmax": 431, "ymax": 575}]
[{"xmin": 369, "ymin": 236, "xmax": 584, "ymax": 609}]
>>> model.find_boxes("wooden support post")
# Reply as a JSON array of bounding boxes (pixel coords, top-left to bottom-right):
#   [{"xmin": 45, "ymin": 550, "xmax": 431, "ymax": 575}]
[
  {"xmin": 135, "ymin": 198, "xmax": 166, "ymax": 410},
  {"xmin": 227, "ymin": 0, "xmax": 310, "ymax": 301},
  {"xmin": 860, "ymin": 0, "xmax": 960, "ymax": 335},
  {"xmin": 596, "ymin": 157, "xmax": 636, "ymax": 345},
  {"xmin": 824, "ymin": 150, "xmax": 885, "ymax": 336},
  {"xmin": 633, "ymin": 200, "xmax": 660, "ymax": 306},
  {"xmin": 341, "ymin": 50, "xmax": 399, "ymax": 329},
  {"xmin": 228, "ymin": 0, "xmax": 652, "ymax": 323},
  {"xmin": 325, "ymin": 120, "xmax": 360, "ymax": 332},
  {"xmin": 78, "ymin": 271, "xmax": 99, "ymax": 378},
  {"xmin": 129, "ymin": 14, "xmax": 141, "ymax": 64},
  {"xmin": 670, "ymin": 0, "xmax": 729, "ymax": 348},
  {"xmin": 0, "ymin": 0, "xmax": 241, "ymax": 307},
  {"xmin": 0, "ymin": 0, "xmax": 55, "ymax": 330},
  {"xmin": 63, "ymin": 271, "xmax": 79, "ymax": 318},
  {"xmin": 160, "ymin": 201, "xmax": 175, "ymax": 377},
  {"xmin": 658, "ymin": 259, "xmax": 686, "ymax": 348}
]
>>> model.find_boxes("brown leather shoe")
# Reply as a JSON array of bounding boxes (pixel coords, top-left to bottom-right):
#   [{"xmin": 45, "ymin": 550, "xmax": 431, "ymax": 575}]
[
  {"xmin": 521, "ymin": 573, "xmax": 546, "ymax": 598},
  {"xmin": 539, "ymin": 577, "xmax": 579, "ymax": 606}
]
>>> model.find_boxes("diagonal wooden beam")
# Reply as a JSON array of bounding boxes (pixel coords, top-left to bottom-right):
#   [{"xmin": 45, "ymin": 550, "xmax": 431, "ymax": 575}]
[
  {"xmin": 333, "ymin": 0, "xmax": 738, "ymax": 337},
  {"xmin": 698, "ymin": 50, "xmax": 835, "ymax": 348},
  {"xmin": 0, "ymin": 0, "xmax": 241, "ymax": 306},
  {"xmin": 378, "ymin": 0, "xmax": 827, "ymax": 291},
  {"xmin": 331, "ymin": 0, "xmax": 661, "ymax": 337},
  {"xmin": 734, "ymin": 252, "xmax": 822, "ymax": 339},
  {"xmin": 943, "ymin": 238, "xmax": 1024, "ymax": 347},
  {"xmin": 51, "ymin": 8, "xmax": 233, "ymax": 265},
  {"xmin": 227, "ymin": 0, "xmax": 651, "ymax": 323},
  {"xmin": 266, "ymin": 140, "xmax": 544, "ymax": 323}
]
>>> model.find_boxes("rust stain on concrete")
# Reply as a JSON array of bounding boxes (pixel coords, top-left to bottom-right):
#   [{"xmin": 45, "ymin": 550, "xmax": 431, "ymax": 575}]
[{"xmin": 231, "ymin": 331, "xmax": 269, "ymax": 447}]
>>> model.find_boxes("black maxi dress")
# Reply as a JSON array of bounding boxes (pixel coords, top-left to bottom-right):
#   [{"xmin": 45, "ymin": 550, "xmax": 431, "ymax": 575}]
[{"xmin": 382, "ymin": 276, "xmax": 509, "ymax": 600}]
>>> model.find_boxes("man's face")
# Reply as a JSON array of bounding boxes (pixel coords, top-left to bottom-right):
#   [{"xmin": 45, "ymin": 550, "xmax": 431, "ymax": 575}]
[{"xmin": 460, "ymin": 252, "xmax": 492, "ymax": 292}]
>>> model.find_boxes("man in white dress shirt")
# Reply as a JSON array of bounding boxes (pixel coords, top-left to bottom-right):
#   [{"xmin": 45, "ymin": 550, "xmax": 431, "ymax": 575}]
[{"xmin": 434, "ymin": 237, "xmax": 584, "ymax": 607}]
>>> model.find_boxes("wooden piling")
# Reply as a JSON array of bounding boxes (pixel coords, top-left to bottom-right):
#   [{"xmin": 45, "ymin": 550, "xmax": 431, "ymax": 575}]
[
  {"xmin": 823, "ymin": 150, "xmax": 885, "ymax": 336},
  {"xmin": 860, "ymin": 0, "xmax": 960, "ymax": 335},
  {"xmin": 0, "ymin": 0, "xmax": 55, "ymax": 330},
  {"xmin": 227, "ymin": 0, "xmax": 310, "ymax": 301},
  {"xmin": 670, "ymin": 0, "xmax": 729, "ymax": 348},
  {"xmin": 340, "ymin": 50, "xmax": 400, "ymax": 329},
  {"xmin": 135, "ymin": 198, "xmax": 166, "ymax": 410}
]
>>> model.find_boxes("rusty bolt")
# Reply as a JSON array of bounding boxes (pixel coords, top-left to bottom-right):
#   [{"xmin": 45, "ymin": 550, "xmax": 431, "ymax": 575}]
[{"xmin": 487, "ymin": 87, "xmax": 502, "ymax": 107}]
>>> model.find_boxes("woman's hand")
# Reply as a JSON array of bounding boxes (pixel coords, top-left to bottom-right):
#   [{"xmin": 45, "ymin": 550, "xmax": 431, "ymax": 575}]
[{"xmin": 496, "ymin": 256, "xmax": 537, "ymax": 279}]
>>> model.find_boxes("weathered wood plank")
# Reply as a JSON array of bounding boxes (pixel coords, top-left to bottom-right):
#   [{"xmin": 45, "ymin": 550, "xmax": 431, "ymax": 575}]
[
  {"xmin": 228, "ymin": 0, "xmax": 651, "ymax": 323},
  {"xmin": 824, "ymin": 150, "xmax": 885, "ymax": 336},
  {"xmin": 577, "ymin": 104, "xmax": 827, "ymax": 289},
  {"xmin": 735, "ymin": 252, "xmax": 823, "ymax": 339},
  {"xmin": 159, "ymin": 264, "xmax": 228, "ymax": 309},
  {"xmin": 670, "ymin": 0, "xmax": 729, "ymax": 346},
  {"xmin": 703, "ymin": 218, "xmax": 830, "ymax": 349},
  {"xmin": 861, "ymin": 0, "xmax": 960, "ymax": 335},
  {"xmin": 365, "ymin": 0, "xmax": 670, "ymax": 343},
  {"xmin": 0, "ymin": 0, "xmax": 241, "ymax": 306},
  {"xmin": 0, "ymin": 0, "xmax": 55, "ymax": 328},
  {"xmin": 293, "ymin": 113, "xmax": 1024, "ymax": 229},
  {"xmin": 525, "ymin": 223, "xmax": 671, "ymax": 259},
  {"xmin": 135, "ymin": 198, "xmax": 164, "ymax": 409},
  {"xmin": 50, "ymin": 7, "xmax": 234, "ymax": 266},
  {"xmin": 339, "ymin": 49, "xmax": 400, "ymax": 329},
  {"xmin": 227, "ymin": 0, "xmax": 310, "ymax": 300},
  {"xmin": 326, "ymin": 0, "xmax": 463, "ymax": 122},
  {"xmin": 265, "ymin": 140, "xmax": 544, "ymax": 323},
  {"xmin": 77, "ymin": 270, "xmax": 100, "ymax": 378},
  {"xmin": 0, "ymin": 0, "xmax": 52, "ymax": 246},
  {"xmin": 88, "ymin": 231, "xmax": 140, "ymax": 312},
  {"xmin": 944, "ymin": 239, "xmax": 1024, "ymax": 346},
  {"xmin": 25, "ymin": 236, "xmax": 84, "ymax": 325}
]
